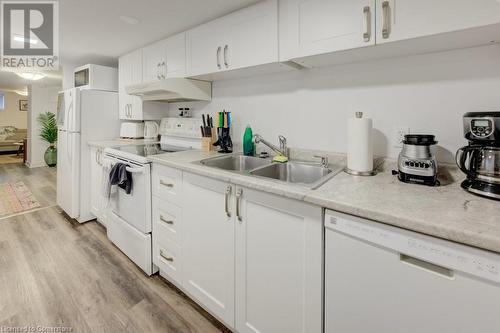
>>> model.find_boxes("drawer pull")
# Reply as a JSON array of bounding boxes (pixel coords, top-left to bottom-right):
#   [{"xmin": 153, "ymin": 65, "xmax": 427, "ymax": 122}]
[
  {"xmin": 160, "ymin": 180, "xmax": 174, "ymax": 188},
  {"xmin": 224, "ymin": 185, "xmax": 232, "ymax": 218},
  {"xmin": 160, "ymin": 249, "xmax": 174, "ymax": 262},
  {"xmin": 382, "ymin": 1, "xmax": 390, "ymax": 39},
  {"xmin": 160, "ymin": 215, "xmax": 174, "ymax": 225},
  {"xmin": 362, "ymin": 6, "xmax": 371, "ymax": 42}
]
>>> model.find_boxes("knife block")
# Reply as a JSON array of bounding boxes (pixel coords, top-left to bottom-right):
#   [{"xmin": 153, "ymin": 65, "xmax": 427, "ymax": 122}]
[{"xmin": 201, "ymin": 128, "xmax": 217, "ymax": 152}]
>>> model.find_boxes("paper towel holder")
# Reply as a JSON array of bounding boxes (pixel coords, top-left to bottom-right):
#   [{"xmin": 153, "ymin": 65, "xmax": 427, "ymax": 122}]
[
  {"xmin": 345, "ymin": 111, "xmax": 377, "ymax": 176},
  {"xmin": 345, "ymin": 167, "xmax": 377, "ymax": 176}
]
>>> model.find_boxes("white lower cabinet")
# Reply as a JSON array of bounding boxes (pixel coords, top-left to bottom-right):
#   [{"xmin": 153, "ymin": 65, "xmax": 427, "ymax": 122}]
[
  {"xmin": 179, "ymin": 172, "xmax": 322, "ymax": 332},
  {"xmin": 152, "ymin": 196, "xmax": 183, "ymax": 286},
  {"xmin": 182, "ymin": 173, "xmax": 235, "ymax": 327},
  {"xmin": 89, "ymin": 146, "xmax": 107, "ymax": 226},
  {"xmin": 235, "ymin": 187, "xmax": 322, "ymax": 333}
]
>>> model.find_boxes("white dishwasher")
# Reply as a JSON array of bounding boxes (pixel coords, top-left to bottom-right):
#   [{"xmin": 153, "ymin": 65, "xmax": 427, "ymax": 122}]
[{"xmin": 324, "ymin": 210, "xmax": 500, "ymax": 333}]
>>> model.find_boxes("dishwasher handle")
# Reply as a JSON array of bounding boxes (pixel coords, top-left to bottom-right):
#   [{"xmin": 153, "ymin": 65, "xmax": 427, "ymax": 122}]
[{"xmin": 400, "ymin": 254, "xmax": 454, "ymax": 279}]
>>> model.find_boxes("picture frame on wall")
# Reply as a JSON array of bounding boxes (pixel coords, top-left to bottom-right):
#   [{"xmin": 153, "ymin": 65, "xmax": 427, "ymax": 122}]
[{"xmin": 19, "ymin": 100, "xmax": 28, "ymax": 111}]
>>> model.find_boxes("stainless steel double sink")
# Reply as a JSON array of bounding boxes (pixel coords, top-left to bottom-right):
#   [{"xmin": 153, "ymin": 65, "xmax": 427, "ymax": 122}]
[{"xmin": 198, "ymin": 154, "xmax": 335, "ymax": 189}]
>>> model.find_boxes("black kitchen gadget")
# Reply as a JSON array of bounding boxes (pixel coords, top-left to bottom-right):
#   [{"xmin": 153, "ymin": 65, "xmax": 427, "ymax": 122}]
[
  {"xmin": 393, "ymin": 134, "xmax": 439, "ymax": 186},
  {"xmin": 456, "ymin": 112, "xmax": 500, "ymax": 200}
]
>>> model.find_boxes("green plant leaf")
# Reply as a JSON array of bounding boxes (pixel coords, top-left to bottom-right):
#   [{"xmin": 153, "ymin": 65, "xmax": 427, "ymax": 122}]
[{"xmin": 37, "ymin": 111, "xmax": 57, "ymax": 144}]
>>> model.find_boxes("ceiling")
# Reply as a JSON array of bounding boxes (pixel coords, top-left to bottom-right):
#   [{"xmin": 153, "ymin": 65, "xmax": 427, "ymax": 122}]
[
  {"xmin": 59, "ymin": 0, "xmax": 261, "ymax": 67},
  {"xmin": 0, "ymin": 0, "xmax": 259, "ymax": 91}
]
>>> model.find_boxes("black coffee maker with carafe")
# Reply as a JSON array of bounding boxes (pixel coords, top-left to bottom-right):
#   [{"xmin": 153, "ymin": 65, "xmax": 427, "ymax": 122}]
[{"xmin": 456, "ymin": 112, "xmax": 500, "ymax": 200}]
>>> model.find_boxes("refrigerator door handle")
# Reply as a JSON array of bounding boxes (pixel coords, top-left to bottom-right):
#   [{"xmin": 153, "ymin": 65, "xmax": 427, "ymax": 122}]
[{"xmin": 67, "ymin": 132, "xmax": 72, "ymax": 164}]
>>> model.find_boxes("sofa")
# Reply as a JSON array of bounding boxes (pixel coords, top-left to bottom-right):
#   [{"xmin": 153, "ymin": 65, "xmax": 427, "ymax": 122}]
[{"xmin": 0, "ymin": 126, "xmax": 27, "ymax": 152}]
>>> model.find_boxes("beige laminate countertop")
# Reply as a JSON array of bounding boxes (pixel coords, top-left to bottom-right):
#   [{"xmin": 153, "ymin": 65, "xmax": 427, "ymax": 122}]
[{"xmin": 148, "ymin": 149, "xmax": 500, "ymax": 254}]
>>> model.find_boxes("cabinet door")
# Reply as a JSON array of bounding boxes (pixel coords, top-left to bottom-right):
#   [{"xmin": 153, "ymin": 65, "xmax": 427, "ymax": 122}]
[
  {"xmin": 186, "ymin": 20, "xmax": 225, "ymax": 77},
  {"xmin": 119, "ymin": 49, "xmax": 143, "ymax": 120},
  {"xmin": 182, "ymin": 173, "xmax": 235, "ymax": 328},
  {"xmin": 90, "ymin": 148, "xmax": 108, "ymax": 225},
  {"xmin": 235, "ymin": 187, "xmax": 322, "ymax": 333},
  {"xmin": 142, "ymin": 40, "xmax": 166, "ymax": 82},
  {"xmin": 280, "ymin": 0, "xmax": 376, "ymax": 61},
  {"xmin": 224, "ymin": 0, "xmax": 278, "ymax": 71},
  {"xmin": 118, "ymin": 54, "xmax": 130, "ymax": 119},
  {"xmin": 90, "ymin": 147, "xmax": 100, "ymax": 217},
  {"xmin": 376, "ymin": 0, "xmax": 500, "ymax": 43},
  {"xmin": 165, "ymin": 33, "xmax": 186, "ymax": 78}
]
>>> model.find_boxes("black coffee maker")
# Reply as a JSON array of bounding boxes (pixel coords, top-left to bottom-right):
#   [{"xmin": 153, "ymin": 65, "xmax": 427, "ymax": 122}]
[{"xmin": 456, "ymin": 112, "xmax": 500, "ymax": 200}]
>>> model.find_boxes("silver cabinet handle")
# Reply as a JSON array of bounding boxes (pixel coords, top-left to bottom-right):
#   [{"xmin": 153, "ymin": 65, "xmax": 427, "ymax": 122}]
[
  {"xmin": 157, "ymin": 62, "xmax": 161, "ymax": 79},
  {"xmin": 160, "ymin": 249, "xmax": 174, "ymax": 262},
  {"xmin": 161, "ymin": 61, "xmax": 166, "ymax": 79},
  {"xmin": 236, "ymin": 188, "xmax": 242, "ymax": 222},
  {"xmin": 216, "ymin": 46, "xmax": 222, "ymax": 69},
  {"xmin": 382, "ymin": 1, "xmax": 390, "ymax": 39},
  {"xmin": 160, "ymin": 180, "xmax": 174, "ymax": 188},
  {"xmin": 128, "ymin": 104, "xmax": 132, "ymax": 118},
  {"xmin": 223, "ymin": 45, "xmax": 229, "ymax": 68},
  {"xmin": 363, "ymin": 6, "xmax": 371, "ymax": 42},
  {"xmin": 224, "ymin": 185, "xmax": 231, "ymax": 218},
  {"xmin": 159, "ymin": 215, "xmax": 174, "ymax": 225}
]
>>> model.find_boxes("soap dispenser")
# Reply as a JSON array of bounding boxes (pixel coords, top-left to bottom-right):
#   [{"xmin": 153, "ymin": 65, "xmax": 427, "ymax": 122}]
[{"xmin": 243, "ymin": 125, "xmax": 255, "ymax": 156}]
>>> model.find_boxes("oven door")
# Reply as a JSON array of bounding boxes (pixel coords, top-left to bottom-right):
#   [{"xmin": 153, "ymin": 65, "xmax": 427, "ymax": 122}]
[{"xmin": 104, "ymin": 154, "xmax": 152, "ymax": 234}]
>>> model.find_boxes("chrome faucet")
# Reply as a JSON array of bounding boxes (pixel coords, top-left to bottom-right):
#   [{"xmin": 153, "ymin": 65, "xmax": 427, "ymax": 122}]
[{"xmin": 254, "ymin": 134, "xmax": 288, "ymax": 158}]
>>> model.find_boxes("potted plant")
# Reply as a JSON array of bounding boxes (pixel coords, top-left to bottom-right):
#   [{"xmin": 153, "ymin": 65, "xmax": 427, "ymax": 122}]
[{"xmin": 37, "ymin": 111, "xmax": 58, "ymax": 167}]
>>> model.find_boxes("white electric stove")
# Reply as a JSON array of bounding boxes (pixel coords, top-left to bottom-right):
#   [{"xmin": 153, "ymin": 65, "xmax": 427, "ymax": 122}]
[{"xmin": 103, "ymin": 118, "xmax": 201, "ymax": 275}]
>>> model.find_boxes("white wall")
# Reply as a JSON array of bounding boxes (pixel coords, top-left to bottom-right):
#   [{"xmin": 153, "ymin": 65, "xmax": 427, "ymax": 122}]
[
  {"xmin": 0, "ymin": 91, "xmax": 28, "ymax": 128},
  {"xmin": 27, "ymin": 84, "xmax": 62, "ymax": 168},
  {"xmin": 171, "ymin": 44, "xmax": 500, "ymax": 163}
]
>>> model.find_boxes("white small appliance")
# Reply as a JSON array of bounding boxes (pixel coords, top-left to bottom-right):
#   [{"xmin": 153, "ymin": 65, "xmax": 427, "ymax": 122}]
[
  {"xmin": 103, "ymin": 117, "xmax": 202, "ymax": 275},
  {"xmin": 56, "ymin": 87, "xmax": 119, "ymax": 223},
  {"xmin": 144, "ymin": 121, "xmax": 159, "ymax": 140},
  {"xmin": 120, "ymin": 122, "xmax": 144, "ymax": 139},
  {"xmin": 324, "ymin": 210, "xmax": 500, "ymax": 333},
  {"xmin": 74, "ymin": 64, "xmax": 118, "ymax": 91}
]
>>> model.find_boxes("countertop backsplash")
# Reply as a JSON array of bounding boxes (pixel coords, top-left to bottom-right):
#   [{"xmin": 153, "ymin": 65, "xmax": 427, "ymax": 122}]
[{"xmin": 169, "ymin": 44, "xmax": 500, "ymax": 164}]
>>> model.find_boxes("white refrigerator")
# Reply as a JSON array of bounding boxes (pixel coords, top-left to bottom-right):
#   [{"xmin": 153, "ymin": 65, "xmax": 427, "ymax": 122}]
[{"xmin": 57, "ymin": 87, "xmax": 119, "ymax": 223}]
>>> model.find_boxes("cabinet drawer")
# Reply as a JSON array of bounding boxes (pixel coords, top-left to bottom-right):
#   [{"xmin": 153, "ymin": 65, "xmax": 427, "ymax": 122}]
[
  {"xmin": 152, "ymin": 164, "xmax": 183, "ymax": 204},
  {"xmin": 153, "ymin": 238, "xmax": 182, "ymax": 285},
  {"xmin": 152, "ymin": 196, "xmax": 181, "ymax": 245}
]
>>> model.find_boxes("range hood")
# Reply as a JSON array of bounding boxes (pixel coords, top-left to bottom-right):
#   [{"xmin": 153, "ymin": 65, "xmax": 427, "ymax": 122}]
[{"xmin": 125, "ymin": 78, "xmax": 212, "ymax": 102}]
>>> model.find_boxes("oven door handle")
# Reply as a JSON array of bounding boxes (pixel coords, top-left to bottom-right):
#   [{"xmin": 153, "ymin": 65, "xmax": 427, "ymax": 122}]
[{"xmin": 125, "ymin": 166, "xmax": 145, "ymax": 174}]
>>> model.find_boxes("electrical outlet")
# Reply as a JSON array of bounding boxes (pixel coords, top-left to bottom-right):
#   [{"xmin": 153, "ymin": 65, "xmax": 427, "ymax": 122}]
[{"xmin": 393, "ymin": 127, "xmax": 410, "ymax": 148}]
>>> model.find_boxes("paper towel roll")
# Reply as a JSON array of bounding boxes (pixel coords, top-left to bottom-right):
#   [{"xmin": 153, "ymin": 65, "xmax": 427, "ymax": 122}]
[{"xmin": 347, "ymin": 112, "xmax": 373, "ymax": 173}]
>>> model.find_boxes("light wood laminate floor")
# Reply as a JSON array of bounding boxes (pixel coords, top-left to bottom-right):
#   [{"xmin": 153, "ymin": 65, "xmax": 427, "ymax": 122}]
[{"xmin": 0, "ymin": 165, "xmax": 226, "ymax": 332}]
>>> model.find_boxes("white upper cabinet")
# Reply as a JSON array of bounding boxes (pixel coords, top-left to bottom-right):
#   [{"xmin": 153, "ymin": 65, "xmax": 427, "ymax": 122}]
[
  {"xmin": 376, "ymin": 0, "xmax": 500, "ymax": 44},
  {"xmin": 142, "ymin": 40, "xmax": 166, "ymax": 82},
  {"xmin": 119, "ymin": 49, "xmax": 166, "ymax": 120},
  {"xmin": 142, "ymin": 32, "xmax": 186, "ymax": 82},
  {"xmin": 279, "ymin": 0, "xmax": 376, "ymax": 61},
  {"xmin": 186, "ymin": 19, "xmax": 226, "ymax": 77},
  {"xmin": 164, "ymin": 33, "xmax": 187, "ymax": 78},
  {"xmin": 186, "ymin": 0, "xmax": 278, "ymax": 77},
  {"xmin": 223, "ymin": 0, "xmax": 278, "ymax": 71},
  {"xmin": 118, "ymin": 49, "xmax": 143, "ymax": 120}
]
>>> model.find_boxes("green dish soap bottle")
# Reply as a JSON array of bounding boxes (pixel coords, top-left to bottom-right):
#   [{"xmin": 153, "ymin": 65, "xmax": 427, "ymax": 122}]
[{"xmin": 243, "ymin": 125, "xmax": 255, "ymax": 156}]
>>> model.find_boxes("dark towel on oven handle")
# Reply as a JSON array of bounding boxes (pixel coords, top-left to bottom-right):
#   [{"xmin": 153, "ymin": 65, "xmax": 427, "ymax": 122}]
[{"xmin": 109, "ymin": 163, "xmax": 133, "ymax": 194}]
